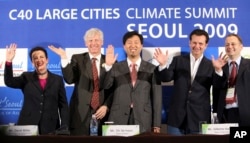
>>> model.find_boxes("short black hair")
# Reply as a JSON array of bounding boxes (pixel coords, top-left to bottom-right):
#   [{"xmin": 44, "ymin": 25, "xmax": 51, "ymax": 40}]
[
  {"xmin": 29, "ymin": 46, "xmax": 48, "ymax": 61},
  {"xmin": 189, "ymin": 29, "xmax": 209, "ymax": 44},
  {"xmin": 122, "ymin": 31, "xmax": 143, "ymax": 45}
]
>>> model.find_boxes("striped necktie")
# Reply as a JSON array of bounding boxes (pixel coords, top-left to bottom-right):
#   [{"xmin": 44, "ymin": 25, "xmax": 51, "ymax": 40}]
[{"xmin": 91, "ymin": 58, "xmax": 99, "ymax": 110}]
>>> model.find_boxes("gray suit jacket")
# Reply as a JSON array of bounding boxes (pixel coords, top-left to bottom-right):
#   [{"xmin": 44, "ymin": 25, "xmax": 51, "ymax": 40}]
[{"xmin": 104, "ymin": 60, "xmax": 162, "ymax": 133}]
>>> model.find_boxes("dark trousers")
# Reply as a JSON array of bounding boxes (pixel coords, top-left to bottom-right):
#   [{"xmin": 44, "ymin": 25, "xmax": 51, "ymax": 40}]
[
  {"xmin": 128, "ymin": 108, "xmax": 135, "ymax": 125},
  {"xmin": 70, "ymin": 108, "xmax": 103, "ymax": 136},
  {"xmin": 223, "ymin": 108, "xmax": 240, "ymax": 123}
]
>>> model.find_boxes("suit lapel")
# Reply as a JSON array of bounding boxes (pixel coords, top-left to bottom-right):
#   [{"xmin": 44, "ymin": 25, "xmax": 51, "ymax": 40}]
[
  {"xmin": 134, "ymin": 60, "xmax": 147, "ymax": 88},
  {"xmin": 195, "ymin": 57, "xmax": 207, "ymax": 76},
  {"xmin": 122, "ymin": 61, "xmax": 133, "ymax": 88},
  {"xmin": 191, "ymin": 56, "xmax": 209, "ymax": 85},
  {"xmin": 184, "ymin": 55, "xmax": 192, "ymax": 85},
  {"xmin": 99, "ymin": 55, "xmax": 106, "ymax": 88},
  {"xmin": 223, "ymin": 63, "xmax": 230, "ymax": 77},
  {"xmin": 86, "ymin": 53, "xmax": 107, "ymax": 89},
  {"xmin": 32, "ymin": 72, "xmax": 43, "ymax": 92},
  {"xmin": 44, "ymin": 71, "xmax": 55, "ymax": 91},
  {"xmin": 238, "ymin": 57, "xmax": 248, "ymax": 78},
  {"xmin": 222, "ymin": 58, "xmax": 249, "ymax": 78},
  {"xmin": 84, "ymin": 53, "xmax": 93, "ymax": 80}
]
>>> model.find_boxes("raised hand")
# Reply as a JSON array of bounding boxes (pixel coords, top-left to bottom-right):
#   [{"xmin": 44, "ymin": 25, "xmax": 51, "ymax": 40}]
[
  {"xmin": 48, "ymin": 45, "xmax": 67, "ymax": 59},
  {"xmin": 153, "ymin": 48, "xmax": 169, "ymax": 66},
  {"xmin": 6, "ymin": 43, "xmax": 17, "ymax": 62},
  {"xmin": 105, "ymin": 45, "xmax": 118, "ymax": 66},
  {"xmin": 211, "ymin": 52, "xmax": 228, "ymax": 72}
]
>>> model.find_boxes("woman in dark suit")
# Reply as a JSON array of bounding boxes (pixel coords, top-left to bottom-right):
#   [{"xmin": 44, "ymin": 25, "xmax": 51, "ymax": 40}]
[{"xmin": 4, "ymin": 44, "xmax": 69, "ymax": 135}]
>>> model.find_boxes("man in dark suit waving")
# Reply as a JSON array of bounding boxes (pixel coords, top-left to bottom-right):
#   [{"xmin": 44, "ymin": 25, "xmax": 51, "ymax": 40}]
[
  {"xmin": 154, "ymin": 29, "xmax": 227, "ymax": 135},
  {"xmin": 49, "ymin": 28, "xmax": 117, "ymax": 135},
  {"xmin": 213, "ymin": 33, "xmax": 250, "ymax": 126}
]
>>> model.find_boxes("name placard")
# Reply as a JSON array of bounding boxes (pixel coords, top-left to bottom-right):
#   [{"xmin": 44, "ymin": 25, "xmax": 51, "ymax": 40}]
[
  {"xmin": 0, "ymin": 125, "xmax": 38, "ymax": 136},
  {"xmin": 202, "ymin": 123, "xmax": 239, "ymax": 135},
  {"xmin": 102, "ymin": 125, "xmax": 140, "ymax": 137}
]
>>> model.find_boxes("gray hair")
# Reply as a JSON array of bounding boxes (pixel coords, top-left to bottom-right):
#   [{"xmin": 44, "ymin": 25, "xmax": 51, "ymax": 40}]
[{"xmin": 83, "ymin": 28, "xmax": 104, "ymax": 42}]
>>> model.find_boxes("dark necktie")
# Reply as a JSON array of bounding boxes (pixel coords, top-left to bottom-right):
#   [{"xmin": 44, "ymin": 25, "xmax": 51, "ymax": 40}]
[
  {"xmin": 130, "ymin": 64, "xmax": 137, "ymax": 86},
  {"xmin": 226, "ymin": 61, "xmax": 237, "ymax": 104},
  {"xmin": 91, "ymin": 58, "xmax": 99, "ymax": 110},
  {"xmin": 229, "ymin": 61, "xmax": 237, "ymax": 87}
]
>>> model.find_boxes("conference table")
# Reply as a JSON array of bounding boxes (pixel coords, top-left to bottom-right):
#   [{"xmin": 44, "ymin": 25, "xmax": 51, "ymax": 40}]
[{"xmin": 2, "ymin": 132, "xmax": 229, "ymax": 143}]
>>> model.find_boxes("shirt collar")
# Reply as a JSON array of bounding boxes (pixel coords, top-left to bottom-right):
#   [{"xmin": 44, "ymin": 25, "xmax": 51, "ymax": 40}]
[
  {"xmin": 127, "ymin": 58, "xmax": 141, "ymax": 67},
  {"xmin": 228, "ymin": 57, "xmax": 241, "ymax": 66},
  {"xmin": 190, "ymin": 54, "xmax": 203, "ymax": 62},
  {"xmin": 89, "ymin": 54, "xmax": 101, "ymax": 62}
]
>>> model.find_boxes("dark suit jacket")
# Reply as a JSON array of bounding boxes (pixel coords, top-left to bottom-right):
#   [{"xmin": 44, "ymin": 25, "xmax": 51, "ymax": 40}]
[
  {"xmin": 213, "ymin": 57, "xmax": 250, "ymax": 126},
  {"xmin": 4, "ymin": 63, "xmax": 69, "ymax": 135},
  {"xmin": 155, "ymin": 54, "xmax": 215, "ymax": 132},
  {"xmin": 104, "ymin": 60, "xmax": 162, "ymax": 133},
  {"xmin": 62, "ymin": 53, "xmax": 109, "ymax": 135}
]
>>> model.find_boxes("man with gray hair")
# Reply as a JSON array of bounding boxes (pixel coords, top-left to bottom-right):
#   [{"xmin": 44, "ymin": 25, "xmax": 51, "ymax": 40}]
[{"xmin": 49, "ymin": 28, "xmax": 117, "ymax": 135}]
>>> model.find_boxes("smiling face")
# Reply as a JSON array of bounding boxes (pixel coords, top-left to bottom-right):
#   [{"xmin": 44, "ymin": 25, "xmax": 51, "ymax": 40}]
[
  {"xmin": 123, "ymin": 35, "xmax": 142, "ymax": 60},
  {"xmin": 85, "ymin": 34, "xmax": 103, "ymax": 56},
  {"xmin": 189, "ymin": 34, "xmax": 208, "ymax": 59},
  {"xmin": 31, "ymin": 50, "xmax": 48, "ymax": 75},
  {"xmin": 225, "ymin": 35, "xmax": 243, "ymax": 60},
  {"xmin": 84, "ymin": 28, "xmax": 104, "ymax": 57}
]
